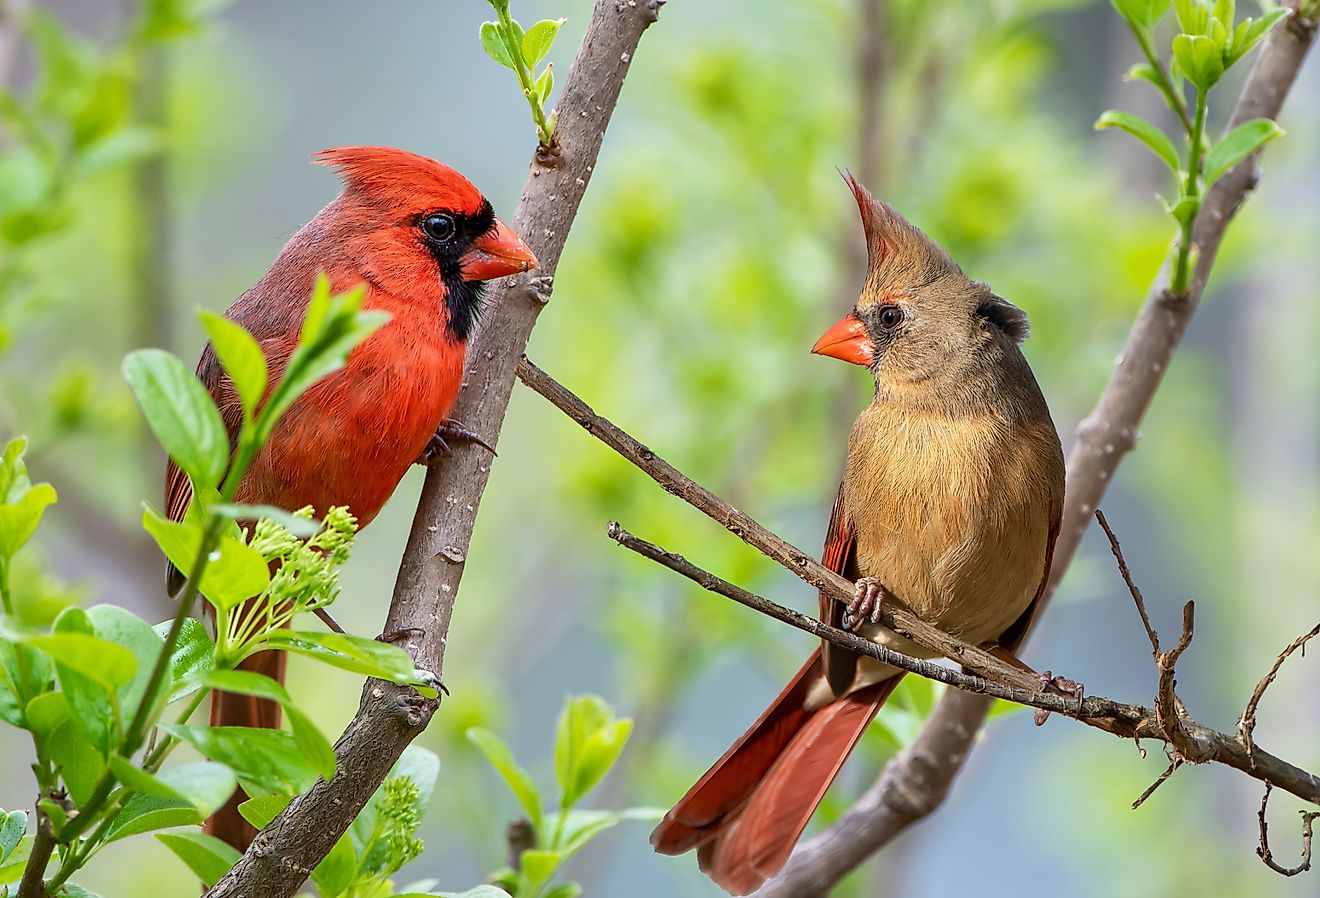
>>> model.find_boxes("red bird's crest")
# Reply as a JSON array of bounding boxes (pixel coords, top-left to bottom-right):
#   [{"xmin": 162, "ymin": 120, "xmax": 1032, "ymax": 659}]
[{"xmin": 314, "ymin": 145, "xmax": 487, "ymax": 216}]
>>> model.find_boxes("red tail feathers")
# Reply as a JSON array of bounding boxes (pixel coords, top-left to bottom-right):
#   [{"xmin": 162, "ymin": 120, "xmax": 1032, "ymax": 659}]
[
  {"xmin": 652, "ymin": 650, "xmax": 900, "ymax": 895},
  {"xmin": 203, "ymin": 647, "xmax": 286, "ymax": 851}
]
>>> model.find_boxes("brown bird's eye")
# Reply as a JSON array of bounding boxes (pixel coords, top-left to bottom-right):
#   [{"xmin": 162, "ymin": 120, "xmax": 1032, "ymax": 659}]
[
  {"xmin": 421, "ymin": 212, "xmax": 456, "ymax": 243},
  {"xmin": 877, "ymin": 304, "xmax": 904, "ymax": 330}
]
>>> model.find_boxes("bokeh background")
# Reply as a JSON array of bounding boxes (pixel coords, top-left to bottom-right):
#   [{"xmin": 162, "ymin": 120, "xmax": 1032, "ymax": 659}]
[{"xmin": 2, "ymin": 0, "xmax": 1318, "ymax": 895}]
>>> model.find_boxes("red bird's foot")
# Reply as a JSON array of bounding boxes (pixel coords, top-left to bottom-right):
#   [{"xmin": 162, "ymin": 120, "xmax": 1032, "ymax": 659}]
[
  {"xmin": 1032, "ymin": 671, "xmax": 1085, "ymax": 726},
  {"xmin": 843, "ymin": 577, "xmax": 886, "ymax": 631},
  {"xmin": 417, "ymin": 420, "xmax": 497, "ymax": 465}
]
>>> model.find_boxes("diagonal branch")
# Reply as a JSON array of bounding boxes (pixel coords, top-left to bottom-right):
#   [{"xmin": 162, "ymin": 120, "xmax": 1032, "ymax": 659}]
[
  {"xmin": 752, "ymin": 6, "xmax": 1318, "ymax": 893},
  {"xmin": 205, "ymin": 4, "xmax": 666, "ymax": 895}
]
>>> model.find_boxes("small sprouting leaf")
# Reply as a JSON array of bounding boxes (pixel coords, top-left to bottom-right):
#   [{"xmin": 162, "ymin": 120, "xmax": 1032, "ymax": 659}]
[
  {"xmin": 481, "ymin": 20, "xmax": 517, "ymax": 70},
  {"xmin": 521, "ymin": 849, "xmax": 564, "ymax": 890},
  {"xmin": 1111, "ymin": 0, "xmax": 1172, "ymax": 29},
  {"xmin": 122, "ymin": 349, "xmax": 229, "ymax": 489},
  {"xmin": 160, "ymin": 618, "xmax": 215, "ymax": 700},
  {"xmin": 1172, "ymin": 33, "xmax": 1224, "ymax": 89},
  {"xmin": 1124, "ymin": 61, "xmax": 1163, "ymax": 89},
  {"xmin": 157, "ymin": 832, "xmax": 241, "ymax": 887},
  {"xmin": 521, "ymin": 18, "xmax": 564, "ymax": 67},
  {"xmin": 553, "ymin": 695, "xmax": 632, "ymax": 811},
  {"xmin": 0, "ymin": 834, "xmax": 32, "ymax": 886},
  {"xmin": 1211, "ymin": 0, "xmax": 1234, "ymax": 29},
  {"xmin": 467, "ymin": 727, "xmax": 543, "ymax": 834},
  {"xmin": 310, "ymin": 833, "xmax": 356, "ymax": 898},
  {"xmin": 1095, "ymin": 110, "xmax": 1182, "ymax": 173},
  {"xmin": 541, "ymin": 885, "xmax": 583, "ymax": 898},
  {"xmin": 0, "ymin": 437, "xmax": 58, "ymax": 560},
  {"xmin": 534, "ymin": 64, "xmax": 554, "ymax": 105},
  {"xmin": 1203, "ymin": 118, "xmax": 1283, "ymax": 187},
  {"xmin": 1227, "ymin": 8, "xmax": 1288, "ymax": 65},
  {"xmin": 1173, "ymin": 0, "xmax": 1209, "ymax": 34},
  {"xmin": 199, "ymin": 311, "xmax": 268, "ymax": 422},
  {"xmin": 552, "ymin": 807, "xmax": 663, "ymax": 857},
  {"xmin": 237, "ymin": 794, "xmax": 290, "ymax": 829}
]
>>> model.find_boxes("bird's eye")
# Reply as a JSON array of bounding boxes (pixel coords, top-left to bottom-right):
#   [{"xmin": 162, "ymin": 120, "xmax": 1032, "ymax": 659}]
[
  {"xmin": 421, "ymin": 213, "xmax": 456, "ymax": 243},
  {"xmin": 877, "ymin": 304, "xmax": 905, "ymax": 330}
]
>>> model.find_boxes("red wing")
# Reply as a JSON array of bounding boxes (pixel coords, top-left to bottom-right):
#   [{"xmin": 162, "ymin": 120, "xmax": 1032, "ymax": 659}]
[{"xmin": 819, "ymin": 482, "xmax": 861, "ymax": 696}]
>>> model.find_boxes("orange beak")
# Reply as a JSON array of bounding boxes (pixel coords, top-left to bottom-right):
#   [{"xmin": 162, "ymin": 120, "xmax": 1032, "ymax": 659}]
[
  {"xmin": 812, "ymin": 313, "xmax": 875, "ymax": 366},
  {"xmin": 459, "ymin": 217, "xmax": 539, "ymax": 281}
]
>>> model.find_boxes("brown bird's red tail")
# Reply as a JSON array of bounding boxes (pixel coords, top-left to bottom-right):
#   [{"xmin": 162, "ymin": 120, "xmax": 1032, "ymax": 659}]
[
  {"xmin": 203, "ymin": 647, "xmax": 286, "ymax": 851},
  {"xmin": 652, "ymin": 649, "xmax": 901, "ymax": 895}
]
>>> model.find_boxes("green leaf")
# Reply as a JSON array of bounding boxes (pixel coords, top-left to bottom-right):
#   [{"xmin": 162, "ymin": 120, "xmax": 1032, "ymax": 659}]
[
  {"xmin": 155, "ymin": 762, "xmax": 238, "ymax": 816},
  {"xmin": 160, "ymin": 617, "xmax": 215, "ymax": 700},
  {"xmin": 534, "ymin": 64, "xmax": 554, "ymax": 105},
  {"xmin": 1203, "ymin": 118, "xmax": 1283, "ymax": 187},
  {"xmin": 1227, "ymin": 8, "xmax": 1288, "ymax": 65},
  {"xmin": 48, "ymin": 608, "xmax": 117, "ymax": 753},
  {"xmin": 193, "ymin": 670, "xmax": 335, "ymax": 780},
  {"xmin": 161, "ymin": 725, "xmax": 319, "ymax": 795},
  {"xmin": 521, "ymin": 18, "xmax": 563, "ymax": 67},
  {"xmin": 50, "ymin": 718, "xmax": 106, "ymax": 805},
  {"xmin": 1172, "ymin": 33, "xmax": 1224, "ymax": 89},
  {"xmin": 1174, "ymin": 0, "xmax": 1209, "ymax": 34},
  {"xmin": 0, "ymin": 809, "xmax": 26, "ymax": 863},
  {"xmin": 262, "ymin": 630, "xmax": 418, "ymax": 682},
  {"xmin": 86, "ymin": 604, "xmax": 167, "ymax": 725},
  {"xmin": 480, "ymin": 20, "xmax": 517, "ymax": 70},
  {"xmin": 109, "ymin": 755, "xmax": 185, "ymax": 800},
  {"xmin": 554, "ymin": 695, "xmax": 632, "ymax": 811},
  {"xmin": 142, "ymin": 505, "xmax": 270, "ymax": 611},
  {"xmin": 199, "ymin": 311, "xmax": 268, "ymax": 422},
  {"xmin": 1095, "ymin": 110, "xmax": 1181, "ymax": 173},
  {"xmin": 212, "ymin": 503, "xmax": 321, "ymax": 537},
  {"xmin": 521, "ymin": 849, "xmax": 564, "ymax": 890},
  {"xmin": 0, "ymin": 639, "xmax": 53, "ymax": 728},
  {"xmin": 27, "ymin": 630, "xmax": 137, "ymax": 691},
  {"xmin": 122, "ymin": 349, "xmax": 229, "ymax": 489},
  {"xmin": 429, "ymin": 888, "xmax": 513, "ymax": 898},
  {"xmin": 542, "ymin": 885, "xmax": 583, "ymax": 898},
  {"xmin": 1111, "ymin": 0, "xmax": 1172, "ymax": 29},
  {"xmin": 0, "ymin": 834, "xmax": 32, "ymax": 885},
  {"xmin": 1211, "ymin": 0, "xmax": 1234, "ymax": 28},
  {"xmin": 237, "ymin": 794, "xmax": 290, "ymax": 829},
  {"xmin": 54, "ymin": 883, "xmax": 104, "ymax": 898},
  {"xmin": 466, "ymin": 727, "xmax": 542, "ymax": 834},
  {"xmin": 106, "ymin": 793, "xmax": 202, "ymax": 841},
  {"xmin": 157, "ymin": 831, "xmax": 241, "ymax": 887},
  {"xmin": 0, "ymin": 483, "xmax": 56, "ymax": 560}
]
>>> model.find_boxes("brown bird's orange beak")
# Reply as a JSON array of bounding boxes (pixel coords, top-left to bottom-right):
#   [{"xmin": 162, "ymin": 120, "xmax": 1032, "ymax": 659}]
[
  {"xmin": 812, "ymin": 312, "xmax": 875, "ymax": 366},
  {"xmin": 459, "ymin": 217, "xmax": 539, "ymax": 281}
]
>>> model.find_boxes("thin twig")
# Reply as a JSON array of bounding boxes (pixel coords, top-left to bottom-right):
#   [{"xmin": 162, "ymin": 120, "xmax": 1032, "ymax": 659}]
[
  {"xmin": 1096, "ymin": 508, "xmax": 1159, "ymax": 656},
  {"xmin": 1240, "ymin": 621, "xmax": 1320, "ymax": 763},
  {"xmin": 1131, "ymin": 757, "xmax": 1182, "ymax": 810},
  {"xmin": 1257, "ymin": 784, "xmax": 1320, "ymax": 876},
  {"xmin": 205, "ymin": 4, "xmax": 665, "ymax": 896},
  {"xmin": 603, "ymin": 521, "xmax": 1320, "ymax": 803}
]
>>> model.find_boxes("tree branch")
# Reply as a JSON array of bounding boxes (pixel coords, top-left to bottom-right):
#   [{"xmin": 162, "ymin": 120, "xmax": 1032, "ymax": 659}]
[
  {"xmin": 514, "ymin": 360, "xmax": 1320, "ymax": 802},
  {"xmin": 752, "ymin": 5, "xmax": 1318, "ymax": 892},
  {"xmin": 205, "ymin": 4, "xmax": 665, "ymax": 895}
]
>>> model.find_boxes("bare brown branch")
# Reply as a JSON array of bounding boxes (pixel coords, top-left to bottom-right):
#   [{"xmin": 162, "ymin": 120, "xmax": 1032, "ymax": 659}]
[
  {"xmin": 205, "ymin": 4, "xmax": 665, "ymax": 895},
  {"xmin": 1240, "ymin": 621, "xmax": 1320, "ymax": 763},
  {"xmin": 1258, "ymin": 784, "xmax": 1320, "ymax": 876}
]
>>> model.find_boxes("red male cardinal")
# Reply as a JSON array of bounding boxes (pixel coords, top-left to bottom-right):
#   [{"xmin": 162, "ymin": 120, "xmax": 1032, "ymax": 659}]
[
  {"xmin": 650, "ymin": 176, "xmax": 1065, "ymax": 894},
  {"xmin": 163, "ymin": 146, "xmax": 537, "ymax": 849}
]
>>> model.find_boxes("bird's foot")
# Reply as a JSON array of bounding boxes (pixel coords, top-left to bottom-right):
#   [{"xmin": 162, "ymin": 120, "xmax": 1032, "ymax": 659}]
[
  {"xmin": 413, "ymin": 668, "xmax": 450, "ymax": 698},
  {"xmin": 377, "ymin": 626, "xmax": 426, "ymax": 646},
  {"xmin": 417, "ymin": 420, "xmax": 496, "ymax": 465},
  {"xmin": 1032, "ymin": 670, "xmax": 1085, "ymax": 726},
  {"xmin": 842, "ymin": 577, "xmax": 886, "ymax": 632}
]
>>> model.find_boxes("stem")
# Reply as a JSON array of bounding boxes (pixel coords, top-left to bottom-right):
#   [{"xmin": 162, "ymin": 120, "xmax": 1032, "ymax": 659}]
[
  {"xmin": 15, "ymin": 808, "xmax": 56, "ymax": 898},
  {"xmin": 142, "ymin": 687, "xmax": 208, "ymax": 772},
  {"xmin": 1172, "ymin": 87, "xmax": 1208, "ymax": 294},
  {"xmin": 0, "ymin": 556, "xmax": 13, "ymax": 616},
  {"xmin": 495, "ymin": 7, "xmax": 553, "ymax": 145},
  {"xmin": 1131, "ymin": 22, "xmax": 1194, "ymax": 134}
]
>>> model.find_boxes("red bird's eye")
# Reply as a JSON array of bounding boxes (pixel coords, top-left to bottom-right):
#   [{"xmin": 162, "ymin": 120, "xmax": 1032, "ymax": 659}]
[
  {"xmin": 421, "ymin": 213, "xmax": 456, "ymax": 243},
  {"xmin": 878, "ymin": 305, "xmax": 904, "ymax": 330}
]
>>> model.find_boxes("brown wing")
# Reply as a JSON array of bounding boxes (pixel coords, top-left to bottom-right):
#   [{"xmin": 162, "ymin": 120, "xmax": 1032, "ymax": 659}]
[
  {"xmin": 819, "ymin": 482, "xmax": 861, "ymax": 697},
  {"xmin": 995, "ymin": 488, "xmax": 1064, "ymax": 653},
  {"xmin": 163, "ymin": 344, "xmax": 243, "ymax": 595}
]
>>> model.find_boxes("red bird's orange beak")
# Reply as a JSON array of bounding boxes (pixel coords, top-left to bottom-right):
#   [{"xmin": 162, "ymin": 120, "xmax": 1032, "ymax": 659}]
[
  {"xmin": 460, "ymin": 217, "xmax": 539, "ymax": 281},
  {"xmin": 812, "ymin": 313, "xmax": 875, "ymax": 366}
]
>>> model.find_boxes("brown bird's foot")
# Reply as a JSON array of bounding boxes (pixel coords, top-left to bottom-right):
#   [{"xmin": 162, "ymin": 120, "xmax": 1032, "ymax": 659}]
[
  {"xmin": 1032, "ymin": 670, "xmax": 1085, "ymax": 727},
  {"xmin": 417, "ymin": 420, "xmax": 497, "ymax": 465},
  {"xmin": 843, "ymin": 577, "xmax": 887, "ymax": 631}
]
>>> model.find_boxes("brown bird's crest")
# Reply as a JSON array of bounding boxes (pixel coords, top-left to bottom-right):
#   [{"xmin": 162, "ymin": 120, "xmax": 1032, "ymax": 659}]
[{"xmin": 841, "ymin": 171, "xmax": 962, "ymax": 300}]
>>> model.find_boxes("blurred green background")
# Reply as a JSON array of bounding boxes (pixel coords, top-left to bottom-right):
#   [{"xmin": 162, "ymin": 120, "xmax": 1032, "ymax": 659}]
[{"xmin": 1, "ymin": 0, "xmax": 1317, "ymax": 895}]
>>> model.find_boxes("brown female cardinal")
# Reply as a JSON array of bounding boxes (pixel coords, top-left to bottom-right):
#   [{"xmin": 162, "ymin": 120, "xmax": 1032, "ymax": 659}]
[
  {"xmin": 650, "ymin": 176, "xmax": 1065, "ymax": 894},
  {"xmin": 163, "ymin": 146, "xmax": 537, "ymax": 849}
]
